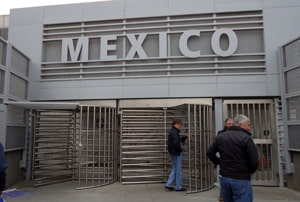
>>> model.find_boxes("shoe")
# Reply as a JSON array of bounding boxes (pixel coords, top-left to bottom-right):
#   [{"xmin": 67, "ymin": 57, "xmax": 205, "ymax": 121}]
[
  {"xmin": 165, "ymin": 186, "xmax": 174, "ymax": 191},
  {"xmin": 175, "ymin": 188, "xmax": 186, "ymax": 191}
]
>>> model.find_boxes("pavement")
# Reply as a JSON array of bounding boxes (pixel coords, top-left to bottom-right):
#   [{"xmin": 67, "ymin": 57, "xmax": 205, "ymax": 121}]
[{"xmin": 3, "ymin": 180, "xmax": 300, "ymax": 202}]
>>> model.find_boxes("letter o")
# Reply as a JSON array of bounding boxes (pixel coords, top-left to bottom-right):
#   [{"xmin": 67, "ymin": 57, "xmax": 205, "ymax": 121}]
[{"xmin": 211, "ymin": 28, "xmax": 238, "ymax": 57}]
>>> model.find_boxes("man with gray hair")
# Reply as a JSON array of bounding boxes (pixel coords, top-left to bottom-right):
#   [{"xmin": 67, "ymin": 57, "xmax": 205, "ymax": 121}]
[{"xmin": 207, "ymin": 114, "xmax": 259, "ymax": 202}]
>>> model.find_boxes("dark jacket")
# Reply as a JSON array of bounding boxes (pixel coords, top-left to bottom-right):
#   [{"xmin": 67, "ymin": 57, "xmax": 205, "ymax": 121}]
[
  {"xmin": 217, "ymin": 129, "xmax": 226, "ymax": 136},
  {"xmin": 0, "ymin": 142, "xmax": 7, "ymax": 171},
  {"xmin": 206, "ymin": 126, "xmax": 259, "ymax": 180},
  {"xmin": 167, "ymin": 127, "xmax": 187, "ymax": 155}
]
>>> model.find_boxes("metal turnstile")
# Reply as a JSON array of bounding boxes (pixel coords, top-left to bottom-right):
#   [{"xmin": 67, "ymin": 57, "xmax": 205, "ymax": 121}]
[
  {"xmin": 120, "ymin": 104, "xmax": 215, "ymax": 193},
  {"xmin": 32, "ymin": 105, "xmax": 119, "ymax": 189},
  {"xmin": 223, "ymin": 99, "xmax": 278, "ymax": 186},
  {"xmin": 167, "ymin": 104, "xmax": 215, "ymax": 193},
  {"xmin": 120, "ymin": 108, "xmax": 166, "ymax": 184},
  {"xmin": 77, "ymin": 105, "xmax": 119, "ymax": 189},
  {"xmin": 32, "ymin": 109, "xmax": 76, "ymax": 186},
  {"xmin": 31, "ymin": 100, "xmax": 279, "ymax": 190}
]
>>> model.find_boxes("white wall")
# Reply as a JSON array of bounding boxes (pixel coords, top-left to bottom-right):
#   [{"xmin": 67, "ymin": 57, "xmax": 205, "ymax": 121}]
[
  {"xmin": 7, "ymin": 0, "xmax": 300, "ymax": 101},
  {"xmin": 263, "ymin": 2, "xmax": 300, "ymax": 95}
]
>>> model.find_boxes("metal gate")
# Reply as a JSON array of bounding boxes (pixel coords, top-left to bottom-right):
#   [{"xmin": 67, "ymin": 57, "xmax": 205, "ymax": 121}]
[
  {"xmin": 32, "ymin": 109, "xmax": 76, "ymax": 186},
  {"xmin": 77, "ymin": 105, "xmax": 119, "ymax": 189},
  {"xmin": 120, "ymin": 104, "xmax": 215, "ymax": 193},
  {"xmin": 32, "ymin": 105, "xmax": 119, "ymax": 189},
  {"xmin": 120, "ymin": 108, "xmax": 166, "ymax": 184},
  {"xmin": 167, "ymin": 104, "xmax": 215, "ymax": 193},
  {"xmin": 32, "ymin": 103, "xmax": 217, "ymax": 191},
  {"xmin": 223, "ymin": 99, "xmax": 278, "ymax": 186}
]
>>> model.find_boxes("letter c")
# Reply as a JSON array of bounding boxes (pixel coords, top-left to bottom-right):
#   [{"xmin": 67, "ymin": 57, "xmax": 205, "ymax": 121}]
[{"xmin": 179, "ymin": 30, "xmax": 201, "ymax": 58}]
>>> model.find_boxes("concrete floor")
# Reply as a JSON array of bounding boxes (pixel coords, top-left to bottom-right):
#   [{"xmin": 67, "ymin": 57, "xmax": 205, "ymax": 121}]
[{"xmin": 4, "ymin": 180, "xmax": 300, "ymax": 202}]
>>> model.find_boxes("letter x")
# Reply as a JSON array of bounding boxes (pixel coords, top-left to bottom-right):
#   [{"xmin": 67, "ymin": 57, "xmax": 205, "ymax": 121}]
[{"xmin": 126, "ymin": 33, "xmax": 147, "ymax": 59}]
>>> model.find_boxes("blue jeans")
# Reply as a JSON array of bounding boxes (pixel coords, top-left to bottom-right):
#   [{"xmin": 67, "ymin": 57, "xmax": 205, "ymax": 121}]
[
  {"xmin": 165, "ymin": 153, "xmax": 183, "ymax": 190},
  {"xmin": 220, "ymin": 176, "xmax": 253, "ymax": 202}
]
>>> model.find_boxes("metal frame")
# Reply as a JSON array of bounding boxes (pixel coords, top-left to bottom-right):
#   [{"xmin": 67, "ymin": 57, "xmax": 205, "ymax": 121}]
[
  {"xmin": 31, "ymin": 100, "xmax": 279, "ymax": 190},
  {"xmin": 274, "ymin": 98, "xmax": 286, "ymax": 187},
  {"xmin": 120, "ymin": 108, "xmax": 167, "ymax": 184},
  {"xmin": 31, "ymin": 105, "xmax": 119, "ymax": 189},
  {"xmin": 223, "ymin": 99, "xmax": 278, "ymax": 186},
  {"xmin": 168, "ymin": 104, "xmax": 215, "ymax": 193},
  {"xmin": 32, "ymin": 109, "xmax": 76, "ymax": 187},
  {"xmin": 278, "ymin": 39, "xmax": 300, "ymax": 174},
  {"xmin": 120, "ymin": 104, "xmax": 215, "ymax": 193},
  {"xmin": 77, "ymin": 105, "xmax": 119, "ymax": 189}
]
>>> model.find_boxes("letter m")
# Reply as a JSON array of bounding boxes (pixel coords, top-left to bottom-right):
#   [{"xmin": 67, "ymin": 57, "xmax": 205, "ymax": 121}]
[{"xmin": 61, "ymin": 37, "xmax": 88, "ymax": 62}]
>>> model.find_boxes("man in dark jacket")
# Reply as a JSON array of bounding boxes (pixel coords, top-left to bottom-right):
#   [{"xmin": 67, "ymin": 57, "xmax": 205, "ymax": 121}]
[
  {"xmin": 217, "ymin": 118, "xmax": 233, "ymax": 136},
  {"xmin": 207, "ymin": 114, "xmax": 258, "ymax": 202},
  {"xmin": 165, "ymin": 119, "xmax": 188, "ymax": 191}
]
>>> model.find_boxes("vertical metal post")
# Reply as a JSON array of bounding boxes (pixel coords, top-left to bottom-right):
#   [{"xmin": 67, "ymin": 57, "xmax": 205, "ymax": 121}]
[
  {"xmin": 163, "ymin": 108, "xmax": 167, "ymax": 181},
  {"xmin": 78, "ymin": 106, "xmax": 83, "ymax": 187},
  {"xmin": 193, "ymin": 105, "xmax": 197, "ymax": 191},
  {"xmin": 72, "ymin": 109, "xmax": 76, "ymax": 181},
  {"xmin": 111, "ymin": 108, "xmax": 113, "ymax": 181},
  {"xmin": 119, "ymin": 108, "xmax": 123, "ymax": 182},
  {"xmin": 104, "ymin": 107, "xmax": 107, "ymax": 184},
  {"xmin": 25, "ymin": 110, "xmax": 33, "ymax": 180},
  {"xmin": 98, "ymin": 106, "xmax": 102, "ymax": 185},
  {"xmin": 113, "ymin": 107, "xmax": 117, "ymax": 181},
  {"xmin": 199, "ymin": 105, "xmax": 203, "ymax": 190},
  {"xmin": 187, "ymin": 104, "xmax": 191, "ymax": 191},
  {"xmin": 209, "ymin": 105, "xmax": 214, "ymax": 186},
  {"xmin": 204, "ymin": 105, "xmax": 207, "ymax": 188},
  {"xmin": 214, "ymin": 99, "xmax": 223, "ymax": 187},
  {"xmin": 108, "ymin": 107, "xmax": 111, "ymax": 184},
  {"xmin": 85, "ymin": 106, "xmax": 89, "ymax": 187},
  {"xmin": 31, "ymin": 110, "xmax": 37, "ymax": 181},
  {"xmin": 92, "ymin": 106, "xmax": 96, "ymax": 186}
]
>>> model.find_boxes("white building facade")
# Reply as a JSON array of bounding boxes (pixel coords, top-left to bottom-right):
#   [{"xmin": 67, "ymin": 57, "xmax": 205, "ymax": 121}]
[{"xmin": 2, "ymin": 0, "xmax": 300, "ymax": 191}]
